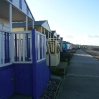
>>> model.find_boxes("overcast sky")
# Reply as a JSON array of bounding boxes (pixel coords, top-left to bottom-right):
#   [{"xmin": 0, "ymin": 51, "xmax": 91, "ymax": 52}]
[{"xmin": 26, "ymin": 0, "xmax": 99, "ymax": 46}]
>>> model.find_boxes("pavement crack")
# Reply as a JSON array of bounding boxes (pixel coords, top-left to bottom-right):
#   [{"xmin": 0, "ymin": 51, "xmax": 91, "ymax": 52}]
[{"xmin": 67, "ymin": 74, "xmax": 99, "ymax": 78}]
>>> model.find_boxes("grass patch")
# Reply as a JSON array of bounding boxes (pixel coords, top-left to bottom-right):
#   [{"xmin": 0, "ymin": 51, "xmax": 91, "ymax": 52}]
[{"xmin": 51, "ymin": 67, "xmax": 65, "ymax": 77}]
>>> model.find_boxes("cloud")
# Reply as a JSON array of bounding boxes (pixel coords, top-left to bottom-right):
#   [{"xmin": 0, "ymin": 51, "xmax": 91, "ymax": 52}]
[
  {"xmin": 88, "ymin": 35, "xmax": 99, "ymax": 38},
  {"xmin": 66, "ymin": 35, "xmax": 73, "ymax": 38}
]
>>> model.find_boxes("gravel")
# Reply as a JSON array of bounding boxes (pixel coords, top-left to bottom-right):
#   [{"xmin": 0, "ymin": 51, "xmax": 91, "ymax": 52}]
[{"xmin": 40, "ymin": 78, "xmax": 61, "ymax": 99}]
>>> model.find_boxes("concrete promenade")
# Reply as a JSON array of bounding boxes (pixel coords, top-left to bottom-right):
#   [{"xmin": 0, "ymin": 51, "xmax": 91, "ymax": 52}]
[{"xmin": 56, "ymin": 49, "xmax": 99, "ymax": 99}]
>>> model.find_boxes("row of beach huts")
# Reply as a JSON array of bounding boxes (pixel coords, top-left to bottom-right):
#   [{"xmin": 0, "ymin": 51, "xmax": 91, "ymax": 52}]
[{"xmin": 0, "ymin": 0, "xmax": 75, "ymax": 99}]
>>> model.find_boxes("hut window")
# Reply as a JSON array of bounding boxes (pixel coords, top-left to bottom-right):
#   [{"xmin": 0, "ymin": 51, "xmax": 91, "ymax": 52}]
[{"xmin": 19, "ymin": 0, "xmax": 22, "ymax": 10}]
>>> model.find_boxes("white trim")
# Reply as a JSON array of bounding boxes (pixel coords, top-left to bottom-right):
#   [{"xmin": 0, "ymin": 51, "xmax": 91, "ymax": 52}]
[
  {"xmin": 37, "ymin": 58, "xmax": 46, "ymax": 63},
  {"xmin": 0, "ymin": 63, "xmax": 12, "ymax": 68},
  {"xmin": 41, "ymin": 27, "xmax": 42, "ymax": 33},
  {"xmin": 0, "ymin": 30, "xmax": 31, "ymax": 34},
  {"xmin": 36, "ymin": 31, "xmax": 46, "ymax": 36},
  {"xmin": 50, "ymin": 33, "xmax": 51, "ymax": 39},
  {"xmin": 42, "ymin": 36, "xmax": 43, "ymax": 58},
  {"xmin": 18, "ymin": 34, "xmax": 21, "ymax": 61},
  {"xmin": 12, "ymin": 31, "xmax": 31, "ymax": 34},
  {"xmin": 26, "ymin": 16, "xmax": 28, "ymax": 31},
  {"xmin": 30, "ymin": 34, "xmax": 32, "ymax": 59},
  {"xmin": 13, "ymin": 62, "xmax": 32, "ymax": 64},
  {"xmin": 48, "ymin": 32, "xmax": 49, "ymax": 38},
  {"xmin": 44, "ymin": 29, "xmax": 45, "ymax": 34},
  {"xmin": 0, "ymin": 29, "xmax": 12, "ymax": 33},
  {"xmin": 38, "ymin": 34, "xmax": 40, "ymax": 60},
  {"xmin": 45, "ymin": 36, "xmax": 46, "ymax": 58},
  {"xmin": 32, "ymin": 20, "xmax": 34, "ymax": 28},
  {"xmin": 23, "ymin": 33, "xmax": 25, "ymax": 61},
  {"xmin": 9, "ymin": 4, "xmax": 12, "ymax": 32}
]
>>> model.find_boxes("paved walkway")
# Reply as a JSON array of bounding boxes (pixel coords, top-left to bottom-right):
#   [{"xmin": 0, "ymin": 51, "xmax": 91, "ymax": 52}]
[{"xmin": 56, "ymin": 49, "xmax": 99, "ymax": 99}]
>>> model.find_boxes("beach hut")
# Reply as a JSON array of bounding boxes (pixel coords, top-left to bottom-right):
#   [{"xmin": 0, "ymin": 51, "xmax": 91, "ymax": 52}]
[
  {"xmin": 0, "ymin": 1, "xmax": 50, "ymax": 99},
  {"xmin": 12, "ymin": 20, "xmax": 52, "ymax": 66},
  {"xmin": 46, "ymin": 31, "xmax": 60, "ymax": 66},
  {"xmin": 12, "ymin": 20, "xmax": 51, "ymax": 39},
  {"xmin": 59, "ymin": 37, "xmax": 63, "ymax": 52}
]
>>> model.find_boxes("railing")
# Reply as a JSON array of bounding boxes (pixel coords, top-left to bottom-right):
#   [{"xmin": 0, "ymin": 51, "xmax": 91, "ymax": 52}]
[
  {"xmin": 0, "ymin": 29, "xmax": 47, "ymax": 67},
  {"xmin": 12, "ymin": 31, "xmax": 32, "ymax": 63},
  {"xmin": 0, "ymin": 30, "xmax": 32, "ymax": 67},
  {"xmin": 0, "ymin": 30, "xmax": 11, "ymax": 67},
  {"xmin": 36, "ymin": 31, "xmax": 46, "ymax": 62}
]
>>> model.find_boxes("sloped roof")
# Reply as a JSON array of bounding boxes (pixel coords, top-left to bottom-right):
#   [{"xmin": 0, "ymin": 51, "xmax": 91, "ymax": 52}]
[
  {"xmin": 34, "ymin": 21, "xmax": 45, "ymax": 26},
  {"xmin": 12, "ymin": 20, "xmax": 51, "ymax": 32},
  {"xmin": 7, "ymin": 0, "xmax": 34, "ymax": 20},
  {"xmin": 57, "ymin": 34, "xmax": 60, "ymax": 39},
  {"xmin": 60, "ymin": 37, "xmax": 63, "ymax": 41},
  {"xmin": 51, "ymin": 31, "xmax": 56, "ymax": 34},
  {"xmin": 0, "ymin": 0, "xmax": 35, "ymax": 22},
  {"xmin": 51, "ymin": 31, "xmax": 57, "ymax": 37}
]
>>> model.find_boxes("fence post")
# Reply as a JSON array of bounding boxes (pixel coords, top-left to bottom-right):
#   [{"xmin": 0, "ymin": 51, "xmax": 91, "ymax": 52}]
[
  {"xmin": 10, "ymin": 33, "xmax": 14, "ymax": 63},
  {"xmin": 2, "ymin": 32, "xmax": 4, "ymax": 64}
]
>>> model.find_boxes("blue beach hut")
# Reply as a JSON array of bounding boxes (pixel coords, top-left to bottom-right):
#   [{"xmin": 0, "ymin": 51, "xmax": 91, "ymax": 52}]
[{"xmin": 0, "ymin": 0, "xmax": 50, "ymax": 99}]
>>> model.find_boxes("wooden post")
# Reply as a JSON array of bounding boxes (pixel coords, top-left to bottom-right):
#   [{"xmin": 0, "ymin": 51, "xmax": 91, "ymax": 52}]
[
  {"xmin": 26, "ymin": 16, "xmax": 28, "ymax": 31},
  {"xmin": 32, "ymin": 20, "xmax": 34, "ymax": 29},
  {"xmin": 9, "ymin": 4, "xmax": 12, "ymax": 32},
  {"xmin": 48, "ymin": 32, "xmax": 49, "ymax": 38},
  {"xmin": 41, "ymin": 27, "xmax": 42, "ymax": 33},
  {"xmin": 9, "ymin": 4, "xmax": 14, "ymax": 62},
  {"xmin": 44, "ymin": 29, "xmax": 45, "ymax": 34}
]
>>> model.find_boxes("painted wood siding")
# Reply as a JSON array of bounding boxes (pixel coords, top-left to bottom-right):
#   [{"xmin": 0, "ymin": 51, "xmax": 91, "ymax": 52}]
[
  {"xmin": 0, "ymin": 65, "xmax": 14, "ymax": 99},
  {"xmin": 13, "ymin": 0, "xmax": 19, "ymax": 9},
  {"xmin": 7, "ymin": 0, "xmax": 33, "ymax": 20},
  {"xmin": 14, "ymin": 64, "xmax": 33, "ymax": 96},
  {"xmin": 22, "ymin": 0, "xmax": 27, "ymax": 14}
]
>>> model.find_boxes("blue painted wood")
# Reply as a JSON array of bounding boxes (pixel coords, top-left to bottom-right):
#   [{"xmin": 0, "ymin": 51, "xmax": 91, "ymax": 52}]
[
  {"xmin": 36, "ymin": 33, "xmax": 38, "ymax": 60},
  {"xmin": 32, "ymin": 29, "xmax": 50, "ymax": 99},
  {"xmin": 0, "ymin": 29, "xmax": 50, "ymax": 99},
  {"xmin": 43, "ymin": 36, "xmax": 45, "ymax": 58},
  {"xmin": 9, "ymin": 0, "xmax": 12, "ymax": 2},
  {"xmin": 43, "ymin": 36, "xmax": 46, "ymax": 58},
  {"xmin": 5, "ymin": 32, "xmax": 7, "ymax": 63},
  {"xmin": 15, "ymin": 34, "xmax": 17, "ymax": 61},
  {"xmin": 4, "ymin": 32, "xmax": 10, "ymax": 63},
  {"xmin": 28, "ymin": 38, "xmax": 30, "ymax": 59},
  {"xmin": 0, "ymin": 65, "xmax": 14, "ymax": 99},
  {"xmin": 35, "ymin": 60, "xmax": 50, "ymax": 99},
  {"xmin": 19, "ymin": 0, "xmax": 22, "ymax": 10},
  {"xmin": 27, "ymin": 7, "xmax": 29, "ymax": 15},
  {"xmin": 32, "ymin": 29, "xmax": 37, "ymax": 99},
  {"xmin": 40, "ymin": 35, "xmax": 42, "ymax": 59},
  {"xmin": 7, "ymin": 33, "xmax": 10, "ymax": 62},
  {"xmin": 14, "ymin": 64, "xmax": 33, "ymax": 96}
]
